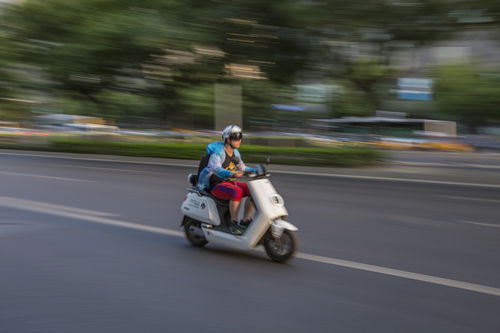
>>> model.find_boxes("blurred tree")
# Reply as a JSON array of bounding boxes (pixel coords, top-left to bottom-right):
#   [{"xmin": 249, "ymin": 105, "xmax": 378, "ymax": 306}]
[
  {"xmin": 328, "ymin": 81, "xmax": 372, "ymax": 118},
  {"xmin": 0, "ymin": 28, "xmax": 17, "ymax": 100},
  {"xmin": 434, "ymin": 64, "xmax": 500, "ymax": 131},
  {"xmin": 1, "ymin": 0, "xmax": 499, "ymax": 128},
  {"xmin": 241, "ymin": 80, "xmax": 295, "ymax": 130},
  {"xmin": 0, "ymin": 0, "xmax": 313, "ymax": 127},
  {"xmin": 0, "ymin": 62, "xmax": 15, "ymax": 100},
  {"xmin": 177, "ymin": 84, "xmax": 215, "ymax": 129},
  {"xmin": 344, "ymin": 58, "xmax": 394, "ymax": 111},
  {"xmin": 303, "ymin": 0, "xmax": 459, "ymax": 118},
  {"xmin": 0, "ymin": 29, "xmax": 25, "ymax": 120}
]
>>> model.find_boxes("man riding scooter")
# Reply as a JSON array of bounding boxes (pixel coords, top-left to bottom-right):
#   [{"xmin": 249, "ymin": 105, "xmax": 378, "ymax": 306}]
[{"xmin": 197, "ymin": 125, "xmax": 256, "ymax": 235}]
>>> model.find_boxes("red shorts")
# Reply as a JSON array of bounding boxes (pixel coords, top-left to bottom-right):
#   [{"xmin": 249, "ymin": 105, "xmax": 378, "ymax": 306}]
[{"xmin": 211, "ymin": 181, "xmax": 250, "ymax": 202}]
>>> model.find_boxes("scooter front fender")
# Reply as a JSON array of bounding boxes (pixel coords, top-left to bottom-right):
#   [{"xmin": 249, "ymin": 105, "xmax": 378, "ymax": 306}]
[
  {"xmin": 271, "ymin": 219, "xmax": 298, "ymax": 239},
  {"xmin": 274, "ymin": 219, "xmax": 298, "ymax": 231}
]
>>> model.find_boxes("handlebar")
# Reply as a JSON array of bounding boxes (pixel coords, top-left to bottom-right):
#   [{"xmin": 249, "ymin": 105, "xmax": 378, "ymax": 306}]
[{"xmin": 240, "ymin": 164, "xmax": 269, "ymax": 179}]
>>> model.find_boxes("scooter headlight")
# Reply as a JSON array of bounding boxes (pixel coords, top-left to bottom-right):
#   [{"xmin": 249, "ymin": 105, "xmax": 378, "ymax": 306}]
[{"xmin": 269, "ymin": 194, "xmax": 284, "ymax": 207}]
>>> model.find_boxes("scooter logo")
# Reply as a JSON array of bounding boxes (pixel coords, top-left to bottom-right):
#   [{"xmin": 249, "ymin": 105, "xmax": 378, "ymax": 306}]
[
  {"xmin": 200, "ymin": 203, "xmax": 206, "ymax": 209},
  {"xmin": 270, "ymin": 194, "xmax": 284, "ymax": 207}
]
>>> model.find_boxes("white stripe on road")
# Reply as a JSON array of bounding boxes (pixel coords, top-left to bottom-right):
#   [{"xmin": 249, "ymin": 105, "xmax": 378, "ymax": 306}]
[
  {"xmin": 0, "ymin": 170, "xmax": 92, "ymax": 182},
  {"xmin": 394, "ymin": 161, "xmax": 500, "ymax": 170},
  {"xmin": 458, "ymin": 220, "xmax": 500, "ymax": 229},
  {"xmin": 1, "ymin": 150, "xmax": 499, "ymax": 188},
  {"xmin": 0, "ymin": 196, "xmax": 499, "ymax": 297},
  {"xmin": 0, "ymin": 151, "xmax": 196, "ymax": 168},
  {"xmin": 296, "ymin": 253, "xmax": 500, "ymax": 297},
  {"xmin": 271, "ymin": 170, "xmax": 500, "ymax": 189},
  {"xmin": 1, "ymin": 197, "xmax": 121, "ymax": 217},
  {"xmin": 44, "ymin": 163, "xmax": 166, "ymax": 175},
  {"xmin": 437, "ymin": 195, "xmax": 500, "ymax": 203},
  {"xmin": 0, "ymin": 197, "xmax": 183, "ymax": 237}
]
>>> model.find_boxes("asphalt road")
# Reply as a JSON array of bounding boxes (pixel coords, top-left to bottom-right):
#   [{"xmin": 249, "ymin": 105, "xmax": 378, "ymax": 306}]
[
  {"xmin": 0, "ymin": 151, "xmax": 499, "ymax": 333},
  {"xmin": 387, "ymin": 150, "xmax": 500, "ymax": 170}
]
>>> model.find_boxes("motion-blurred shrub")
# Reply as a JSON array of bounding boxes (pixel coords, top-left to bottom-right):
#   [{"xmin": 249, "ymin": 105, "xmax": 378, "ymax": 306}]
[{"xmin": 45, "ymin": 138, "xmax": 383, "ymax": 167}]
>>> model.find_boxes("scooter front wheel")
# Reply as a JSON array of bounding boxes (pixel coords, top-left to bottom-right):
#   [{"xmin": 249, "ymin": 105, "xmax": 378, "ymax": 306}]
[
  {"xmin": 183, "ymin": 217, "xmax": 208, "ymax": 247},
  {"xmin": 263, "ymin": 230, "xmax": 297, "ymax": 263}
]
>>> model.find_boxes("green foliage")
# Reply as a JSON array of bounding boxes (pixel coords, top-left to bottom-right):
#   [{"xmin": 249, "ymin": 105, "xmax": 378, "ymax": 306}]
[
  {"xmin": 0, "ymin": 101, "xmax": 31, "ymax": 122},
  {"xmin": 1, "ymin": 0, "xmax": 499, "ymax": 127},
  {"xmin": 242, "ymin": 80, "xmax": 296, "ymax": 129},
  {"xmin": 177, "ymin": 84, "xmax": 215, "ymax": 129},
  {"xmin": 345, "ymin": 58, "xmax": 396, "ymax": 111},
  {"xmin": 329, "ymin": 82, "xmax": 372, "ymax": 118},
  {"xmin": 239, "ymin": 145, "xmax": 383, "ymax": 167},
  {"xmin": 0, "ymin": 30, "xmax": 18, "ymax": 100},
  {"xmin": 0, "ymin": 138, "xmax": 382, "ymax": 167},
  {"xmin": 434, "ymin": 64, "xmax": 500, "ymax": 129},
  {"xmin": 348, "ymin": 59, "xmax": 394, "ymax": 87},
  {"xmin": 0, "ymin": 0, "xmax": 314, "ymax": 125},
  {"xmin": 56, "ymin": 91, "xmax": 160, "ymax": 124}
]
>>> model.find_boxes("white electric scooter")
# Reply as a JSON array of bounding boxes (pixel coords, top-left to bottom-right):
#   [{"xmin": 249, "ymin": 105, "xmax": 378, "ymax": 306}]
[{"xmin": 181, "ymin": 163, "xmax": 298, "ymax": 263}]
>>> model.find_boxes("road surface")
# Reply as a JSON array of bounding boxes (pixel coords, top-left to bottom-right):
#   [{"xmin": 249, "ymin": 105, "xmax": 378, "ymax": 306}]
[{"xmin": 1, "ymin": 151, "xmax": 499, "ymax": 332}]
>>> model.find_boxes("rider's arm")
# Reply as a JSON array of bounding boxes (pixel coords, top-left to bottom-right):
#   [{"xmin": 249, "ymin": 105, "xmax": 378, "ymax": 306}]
[{"xmin": 235, "ymin": 150, "xmax": 256, "ymax": 173}]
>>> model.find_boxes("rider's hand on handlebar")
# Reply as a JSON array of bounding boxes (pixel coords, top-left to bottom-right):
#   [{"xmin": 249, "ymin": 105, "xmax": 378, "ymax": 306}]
[{"xmin": 233, "ymin": 171, "xmax": 245, "ymax": 178}]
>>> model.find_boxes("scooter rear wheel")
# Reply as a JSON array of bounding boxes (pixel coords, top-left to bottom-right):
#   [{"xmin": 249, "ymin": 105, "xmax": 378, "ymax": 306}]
[
  {"xmin": 263, "ymin": 230, "xmax": 297, "ymax": 263},
  {"xmin": 183, "ymin": 217, "xmax": 208, "ymax": 247}
]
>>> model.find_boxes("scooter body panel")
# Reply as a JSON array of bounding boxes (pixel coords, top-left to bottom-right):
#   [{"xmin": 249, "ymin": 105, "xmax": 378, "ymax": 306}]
[
  {"xmin": 248, "ymin": 178, "xmax": 288, "ymax": 221},
  {"xmin": 202, "ymin": 228, "xmax": 249, "ymax": 249},
  {"xmin": 202, "ymin": 209, "xmax": 270, "ymax": 249},
  {"xmin": 181, "ymin": 192, "xmax": 221, "ymax": 225}
]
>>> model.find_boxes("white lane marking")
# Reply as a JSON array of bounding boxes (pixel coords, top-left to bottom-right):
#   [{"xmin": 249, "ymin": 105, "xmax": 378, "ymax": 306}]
[
  {"xmin": 271, "ymin": 170, "xmax": 500, "ymax": 189},
  {"xmin": 453, "ymin": 163, "xmax": 500, "ymax": 170},
  {"xmin": 44, "ymin": 163, "xmax": 166, "ymax": 175},
  {"xmin": 457, "ymin": 220, "xmax": 500, "ymax": 229},
  {"xmin": 0, "ymin": 170, "xmax": 92, "ymax": 182},
  {"xmin": 0, "ymin": 151, "xmax": 196, "ymax": 167},
  {"xmin": 437, "ymin": 195, "xmax": 500, "ymax": 203},
  {"xmin": 296, "ymin": 253, "xmax": 500, "ymax": 297},
  {"xmin": 1, "ymin": 150, "xmax": 499, "ymax": 188},
  {"xmin": 0, "ymin": 197, "xmax": 183, "ymax": 237},
  {"xmin": 395, "ymin": 161, "xmax": 500, "ymax": 170},
  {"xmin": 0, "ymin": 196, "xmax": 499, "ymax": 298},
  {"xmin": 1, "ymin": 197, "xmax": 121, "ymax": 217}
]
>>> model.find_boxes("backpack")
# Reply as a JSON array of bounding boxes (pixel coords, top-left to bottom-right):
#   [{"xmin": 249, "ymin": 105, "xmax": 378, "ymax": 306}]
[
  {"xmin": 189, "ymin": 153, "xmax": 210, "ymax": 186},
  {"xmin": 197, "ymin": 153, "xmax": 210, "ymax": 178}
]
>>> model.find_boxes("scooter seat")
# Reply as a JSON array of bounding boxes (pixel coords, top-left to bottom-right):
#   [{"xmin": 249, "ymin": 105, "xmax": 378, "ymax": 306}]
[{"xmin": 203, "ymin": 190, "xmax": 230, "ymax": 206}]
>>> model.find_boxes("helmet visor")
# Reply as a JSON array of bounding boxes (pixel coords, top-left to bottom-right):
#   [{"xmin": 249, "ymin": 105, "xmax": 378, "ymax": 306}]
[{"xmin": 229, "ymin": 132, "xmax": 243, "ymax": 141}]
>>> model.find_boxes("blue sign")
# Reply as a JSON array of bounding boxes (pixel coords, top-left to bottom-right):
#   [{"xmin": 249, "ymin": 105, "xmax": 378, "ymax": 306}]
[
  {"xmin": 397, "ymin": 78, "xmax": 433, "ymax": 101},
  {"xmin": 398, "ymin": 91, "xmax": 432, "ymax": 101}
]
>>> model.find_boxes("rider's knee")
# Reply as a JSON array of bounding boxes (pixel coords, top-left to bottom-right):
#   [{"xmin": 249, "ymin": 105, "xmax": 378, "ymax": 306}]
[{"xmin": 231, "ymin": 189, "xmax": 243, "ymax": 202}]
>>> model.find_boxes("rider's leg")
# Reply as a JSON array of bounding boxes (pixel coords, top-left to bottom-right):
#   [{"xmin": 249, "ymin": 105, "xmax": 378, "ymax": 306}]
[
  {"xmin": 229, "ymin": 200, "xmax": 241, "ymax": 222},
  {"xmin": 211, "ymin": 182, "xmax": 243, "ymax": 217},
  {"xmin": 211, "ymin": 182, "xmax": 244, "ymax": 234},
  {"xmin": 233, "ymin": 182, "xmax": 254, "ymax": 223},
  {"xmin": 243, "ymin": 197, "xmax": 255, "ymax": 221}
]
